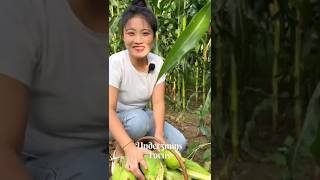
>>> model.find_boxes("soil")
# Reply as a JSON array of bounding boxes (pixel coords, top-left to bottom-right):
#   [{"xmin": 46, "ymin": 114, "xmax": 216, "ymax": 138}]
[{"xmin": 213, "ymin": 113, "xmax": 320, "ymax": 180}]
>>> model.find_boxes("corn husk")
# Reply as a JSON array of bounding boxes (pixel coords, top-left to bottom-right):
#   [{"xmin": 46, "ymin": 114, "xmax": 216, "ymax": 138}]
[
  {"xmin": 112, "ymin": 157, "xmax": 136, "ymax": 180},
  {"xmin": 164, "ymin": 168, "xmax": 184, "ymax": 180},
  {"xmin": 140, "ymin": 155, "xmax": 164, "ymax": 180},
  {"xmin": 160, "ymin": 149, "xmax": 181, "ymax": 170},
  {"xmin": 183, "ymin": 159, "xmax": 211, "ymax": 180}
]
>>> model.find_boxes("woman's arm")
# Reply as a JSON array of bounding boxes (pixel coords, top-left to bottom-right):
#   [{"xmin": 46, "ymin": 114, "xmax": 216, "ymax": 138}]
[
  {"xmin": 109, "ymin": 85, "xmax": 148, "ymax": 180},
  {"xmin": 151, "ymin": 82, "xmax": 166, "ymax": 143},
  {"xmin": 0, "ymin": 75, "xmax": 32, "ymax": 179},
  {"xmin": 109, "ymin": 85, "xmax": 134, "ymax": 150}
]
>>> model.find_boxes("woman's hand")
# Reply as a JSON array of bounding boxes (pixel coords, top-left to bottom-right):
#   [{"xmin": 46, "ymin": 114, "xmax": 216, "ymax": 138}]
[
  {"xmin": 154, "ymin": 134, "xmax": 167, "ymax": 144},
  {"xmin": 123, "ymin": 143, "xmax": 151, "ymax": 180},
  {"xmin": 154, "ymin": 134, "xmax": 167, "ymax": 150}
]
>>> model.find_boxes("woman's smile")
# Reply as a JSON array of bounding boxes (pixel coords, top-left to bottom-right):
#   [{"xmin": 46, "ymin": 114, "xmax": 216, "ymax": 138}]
[{"xmin": 133, "ymin": 46, "xmax": 145, "ymax": 52}]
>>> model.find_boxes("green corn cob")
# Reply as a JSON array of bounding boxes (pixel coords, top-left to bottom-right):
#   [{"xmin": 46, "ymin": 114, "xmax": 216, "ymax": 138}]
[
  {"xmin": 140, "ymin": 155, "xmax": 164, "ymax": 180},
  {"xmin": 184, "ymin": 159, "xmax": 211, "ymax": 180},
  {"xmin": 112, "ymin": 161, "xmax": 122, "ymax": 180},
  {"xmin": 156, "ymin": 159, "xmax": 165, "ymax": 180},
  {"xmin": 160, "ymin": 149, "xmax": 181, "ymax": 170},
  {"xmin": 119, "ymin": 168, "xmax": 136, "ymax": 180},
  {"xmin": 112, "ymin": 158, "xmax": 136, "ymax": 180}
]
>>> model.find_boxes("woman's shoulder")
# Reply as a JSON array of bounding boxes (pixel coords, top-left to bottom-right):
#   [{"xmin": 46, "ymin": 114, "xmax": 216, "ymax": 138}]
[
  {"xmin": 148, "ymin": 52, "xmax": 164, "ymax": 64},
  {"xmin": 109, "ymin": 50, "xmax": 127, "ymax": 62}
]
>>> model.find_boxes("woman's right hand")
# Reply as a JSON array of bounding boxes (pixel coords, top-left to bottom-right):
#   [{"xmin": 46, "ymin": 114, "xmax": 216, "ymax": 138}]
[{"xmin": 123, "ymin": 142, "xmax": 151, "ymax": 180}]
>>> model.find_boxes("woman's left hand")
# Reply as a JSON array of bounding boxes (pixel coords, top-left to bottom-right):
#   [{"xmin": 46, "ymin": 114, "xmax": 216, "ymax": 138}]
[{"xmin": 154, "ymin": 134, "xmax": 167, "ymax": 149}]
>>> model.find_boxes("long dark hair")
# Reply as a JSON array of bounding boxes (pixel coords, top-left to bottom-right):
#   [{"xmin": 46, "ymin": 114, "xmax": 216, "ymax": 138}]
[{"xmin": 120, "ymin": 0, "xmax": 158, "ymax": 36}]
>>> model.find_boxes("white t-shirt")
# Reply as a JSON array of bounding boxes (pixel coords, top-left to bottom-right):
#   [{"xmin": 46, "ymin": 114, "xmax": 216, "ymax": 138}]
[{"xmin": 109, "ymin": 50, "xmax": 165, "ymax": 111}]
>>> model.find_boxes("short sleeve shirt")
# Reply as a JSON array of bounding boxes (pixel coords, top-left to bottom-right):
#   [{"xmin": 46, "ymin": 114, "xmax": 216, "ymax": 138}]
[
  {"xmin": 109, "ymin": 50, "xmax": 165, "ymax": 112},
  {"xmin": 0, "ymin": 0, "xmax": 107, "ymax": 156}
]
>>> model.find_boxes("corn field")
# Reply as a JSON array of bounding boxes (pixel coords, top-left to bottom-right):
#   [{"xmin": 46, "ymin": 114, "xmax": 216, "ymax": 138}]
[
  {"xmin": 213, "ymin": 0, "xmax": 320, "ymax": 179},
  {"xmin": 109, "ymin": 0, "xmax": 211, "ymax": 111},
  {"xmin": 109, "ymin": 0, "xmax": 212, "ymax": 174}
]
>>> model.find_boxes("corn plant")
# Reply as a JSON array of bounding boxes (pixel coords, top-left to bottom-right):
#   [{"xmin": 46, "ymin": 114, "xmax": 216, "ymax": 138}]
[{"xmin": 213, "ymin": 0, "xmax": 320, "ymax": 178}]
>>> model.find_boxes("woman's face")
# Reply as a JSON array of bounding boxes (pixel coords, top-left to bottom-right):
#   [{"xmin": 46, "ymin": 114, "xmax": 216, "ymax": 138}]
[{"xmin": 123, "ymin": 15, "xmax": 154, "ymax": 61}]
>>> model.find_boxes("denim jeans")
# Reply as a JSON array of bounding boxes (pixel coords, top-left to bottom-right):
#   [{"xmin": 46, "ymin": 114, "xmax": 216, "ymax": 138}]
[{"xmin": 109, "ymin": 108, "xmax": 188, "ymax": 152}]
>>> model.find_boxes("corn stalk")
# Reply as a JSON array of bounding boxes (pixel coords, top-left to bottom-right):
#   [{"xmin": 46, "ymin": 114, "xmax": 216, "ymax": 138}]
[
  {"xmin": 294, "ymin": 8, "xmax": 302, "ymax": 137},
  {"xmin": 271, "ymin": 0, "xmax": 280, "ymax": 132},
  {"xmin": 230, "ymin": 53, "xmax": 239, "ymax": 159},
  {"xmin": 215, "ymin": 34, "xmax": 224, "ymax": 154}
]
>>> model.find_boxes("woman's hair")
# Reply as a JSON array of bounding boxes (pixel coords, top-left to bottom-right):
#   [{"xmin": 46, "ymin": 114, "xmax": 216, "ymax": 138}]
[{"xmin": 120, "ymin": 0, "xmax": 158, "ymax": 36}]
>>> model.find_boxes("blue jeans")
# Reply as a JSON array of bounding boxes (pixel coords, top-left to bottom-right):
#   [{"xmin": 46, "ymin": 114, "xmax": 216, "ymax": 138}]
[{"xmin": 109, "ymin": 108, "xmax": 188, "ymax": 152}]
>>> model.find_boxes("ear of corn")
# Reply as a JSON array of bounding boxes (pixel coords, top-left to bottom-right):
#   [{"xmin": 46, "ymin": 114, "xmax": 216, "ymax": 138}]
[
  {"xmin": 112, "ymin": 157, "xmax": 136, "ymax": 180},
  {"xmin": 111, "ymin": 161, "xmax": 122, "ymax": 180},
  {"xmin": 112, "ymin": 148, "xmax": 212, "ymax": 180},
  {"xmin": 140, "ymin": 155, "xmax": 164, "ymax": 180},
  {"xmin": 155, "ymin": 159, "xmax": 165, "ymax": 180},
  {"xmin": 184, "ymin": 159, "xmax": 211, "ymax": 180},
  {"xmin": 119, "ymin": 169, "xmax": 136, "ymax": 180},
  {"xmin": 160, "ymin": 149, "xmax": 181, "ymax": 170}
]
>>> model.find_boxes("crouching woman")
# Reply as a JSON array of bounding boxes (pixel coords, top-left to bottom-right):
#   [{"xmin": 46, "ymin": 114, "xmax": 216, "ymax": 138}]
[{"xmin": 108, "ymin": 0, "xmax": 187, "ymax": 179}]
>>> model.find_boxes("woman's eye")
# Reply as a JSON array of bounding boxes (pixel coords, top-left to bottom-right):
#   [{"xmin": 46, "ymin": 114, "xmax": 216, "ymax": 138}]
[{"xmin": 143, "ymin": 32, "xmax": 151, "ymax": 36}]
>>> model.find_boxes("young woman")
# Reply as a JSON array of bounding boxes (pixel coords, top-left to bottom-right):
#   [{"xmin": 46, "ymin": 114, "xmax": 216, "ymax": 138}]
[{"xmin": 109, "ymin": 0, "xmax": 187, "ymax": 179}]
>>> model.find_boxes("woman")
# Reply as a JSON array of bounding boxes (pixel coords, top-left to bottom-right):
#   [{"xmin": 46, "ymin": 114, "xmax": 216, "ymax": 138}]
[{"xmin": 109, "ymin": 0, "xmax": 187, "ymax": 179}]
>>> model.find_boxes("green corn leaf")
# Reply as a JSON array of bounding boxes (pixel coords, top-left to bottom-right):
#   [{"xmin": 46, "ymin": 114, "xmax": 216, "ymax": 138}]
[
  {"xmin": 164, "ymin": 169, "xmax": 184, "ymax": 180},
  {"xmin": 184, "ymin": 159, "xmax": 210, "ymax": 176},
  {"xmin": 157, "ymin": 1, "xmax": 211, "ymax": 80},
  {"xmin": 186, "ymin": 169, "xmax": 211, "ymax": 180}
]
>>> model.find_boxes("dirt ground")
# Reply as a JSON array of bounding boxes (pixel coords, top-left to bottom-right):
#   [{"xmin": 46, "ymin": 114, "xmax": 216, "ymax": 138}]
[
  {"xmin": 212, "ymin": 115, "xmax": 320, "ymax": 180},
  {"xmin": 213, "ymin": 149, "xmax": 319, "ymax": 180}
]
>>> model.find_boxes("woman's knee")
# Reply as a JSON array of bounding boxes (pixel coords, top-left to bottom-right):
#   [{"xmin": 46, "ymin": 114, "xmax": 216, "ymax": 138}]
[
  {"xmin": 179, "ymin": 137, "xmax": 188, "ymax": 153},
  {"xmin": 124, "ymin": 109, "xmax": 151, "ymax": 140},
  {"xmin": 163, "ymin": 122, "xmax": 188, "ymax": 153}
]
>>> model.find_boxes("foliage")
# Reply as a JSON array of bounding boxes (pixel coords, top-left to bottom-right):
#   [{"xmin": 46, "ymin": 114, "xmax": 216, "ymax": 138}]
[
  {"xmin": 157, "ymin": 1, "xmax": 211, "ymax": 80},
  {"xmin": 213, "ymin": 0, "xmax": 320, "ymax": 178},
  {"xmin": 109, "ymin": 0, "xmax": 212, "ymax": 113}
]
